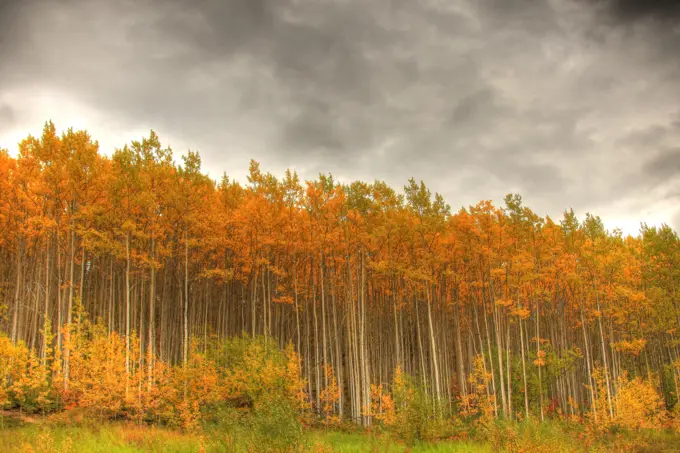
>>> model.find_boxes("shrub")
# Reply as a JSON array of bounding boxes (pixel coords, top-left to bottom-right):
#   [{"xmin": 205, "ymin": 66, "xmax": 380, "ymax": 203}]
[
  {"xmin": 201, "ymin": 336, "xmax": 308, "ymax": 451},
  {"xmin": 390, "ymin": 367, "xmax": 433, "ymax": 443},
  {"xmin": 614, "ymin": 374, "xmax": 667, "ymax": 430}
]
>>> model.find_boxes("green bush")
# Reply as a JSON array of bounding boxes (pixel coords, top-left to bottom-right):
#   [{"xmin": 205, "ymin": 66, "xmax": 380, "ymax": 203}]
[
  {"xmin": 391, "ymin": 369, "xmax": 436, "ymax": 443},
  {"xmin": 202, "ymin": 335, "xmax": 308, "ymax": 452}
]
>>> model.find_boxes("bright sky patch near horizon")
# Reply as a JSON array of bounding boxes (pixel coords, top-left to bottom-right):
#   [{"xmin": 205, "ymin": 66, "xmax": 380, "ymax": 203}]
[{"xmin": 0, "ymin": 0, "xmax": 679, "ymax": 236}]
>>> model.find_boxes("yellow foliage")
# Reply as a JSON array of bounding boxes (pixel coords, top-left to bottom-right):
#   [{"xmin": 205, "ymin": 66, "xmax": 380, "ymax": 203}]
[
  {"xmin": 320, "ymin": 365, "xmax": 341, "ymax": 427},
  {"xmin": 510, "ymin": 307, "xmax": 531, "ymax": 319},
  {"xmin": 585, "ymin": 367, "xmax": 667, "ymax": 432},
  {"xmin": 0, "ymin": 335, "xmax": 16, "ymax": 408},
  {"xmin": 283, "ymin": 345, "xmax": 309, "ymax": 413},
  {"xmin": 0, "ymin": 322, "xmax": 309, "ymax": 431},
  {"xmin": 495, "ymin": 299, "xmax": 513, "ymax": 307},
  {"xmin": 612, "ymin": 339, "xmax": 647, "ymax": 356},
  {"xmin": 614, "ymin": 374, "xmax": 667, "ymax": 430},
  {"xmin": 7, "ymin": 340, "xmax": 53, "ymax": 414},
  {"xmin": 459, "ymin": 355, "xmax": 495, "ymax": 425},
  {"xmin": 370, "ymin": 383, "xmax": 396, "ymax": 427},
  {"xmin": 586, "ymin": 366, "xmax": 611, "ymax": 428}
]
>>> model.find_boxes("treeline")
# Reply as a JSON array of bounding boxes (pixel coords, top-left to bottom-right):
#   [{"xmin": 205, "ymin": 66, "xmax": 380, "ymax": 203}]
[{"xmin": 1, "ymin": 121, "xmax": 679, "ymax": 426}]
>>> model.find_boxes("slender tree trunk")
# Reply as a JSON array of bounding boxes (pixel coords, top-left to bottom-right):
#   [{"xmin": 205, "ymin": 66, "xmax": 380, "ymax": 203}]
[
  {"xmin": 64, "ymin": 228, "xmax": 76, "ymax": 389},
  {"xmin": 262, "ymin": 261, "xmax": 267, "ymax": 339},
  {"xmin": 359, "ymin": 249, "xmax": 370, "ymax": 426},
  {"xmin": 425, "ymin": 282, "xmax": 441, "ymax": 404},
  {"xmin": 56, "ymin": 228, "xmax": 62, "ymax": 369},
  {"xmin": 321, "ymin": 258, "xmax": 328, "ymax": 389},
  {"xmin": 595, "ymin": 291, "xmax": 614, "ymax": 420},
  {"xmin": 581, "ymin": 307, "xmax": 597, "ymax": 424},
  {"xmin": 494, "ymin": 302, "xmax": 508, "ymax": 416},
  {"xmin": 506, "ymin": 319, "xmax": 512, "ymax": 419},
  {"xmin": 454, "ymin": 293, "xmax": 466, "ymax": 397},
  {"xmin": 183, "ymin": 227, "xmax": 190, "ymax": 367},
  {"xmin": 42, "ymin": 239, "xmax": 51, "ymax": 365},
  {"xmin": 331, "ymin": 267, "xmax": 343, "ymax": 418},
  {"xmin": 293, "ymin": 253, "xmax": 301, "ymax": 364},
  {"xmin": 148, "ymin": 236, "xmax": 156, "ymax": 389},
  {"xmin": 392, "ymin": 277, "xmax": 401, "ymax": 368},
  {"xmin": 536, "ymin": 298, "xmax": 544, "ymax": 422},
  {"xmin": 125, "ymin": 230, "xmax": 131, "ymax": 397},
  {"xmin": 482, "ymin": 294, "xmax": 498, "ymax": 416},
  {"xmin": 79, "ymin": 248, "xmax": 85, "ymax": 313},
  {"xmin": 11, "ymin": 237, "xmax": 22, "ymax": 345},
  {"xmin": 520, "ymin": 316, "xmax": 529, "ymax": 419},
  {"xmin": 415, "ymin": 294, "xmax": 428, "ymax": 396}
]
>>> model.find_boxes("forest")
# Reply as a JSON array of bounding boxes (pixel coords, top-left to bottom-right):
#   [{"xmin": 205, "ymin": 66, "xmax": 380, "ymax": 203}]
[{"xmin": 1, "ymin": 121, "xmax": 680, "ymax": 451}]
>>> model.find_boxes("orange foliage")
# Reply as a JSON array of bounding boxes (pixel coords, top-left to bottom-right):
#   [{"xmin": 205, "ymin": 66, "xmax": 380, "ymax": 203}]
[
  {"xmin": 459, "ymin": 355, "xmax": 495, "ymax": 424},
  {"xmin": 0, "ymin": 323, "xmax": 309, "ymax": 432},
  {"xmin": 320, "ymin": 365, "xmax": 341, "ymax": 428},
  {"xmin": 4, "ymin": 121, "xmax": 680, "ymax": 434},
  {"xmin": 370, "ymin": 383, "xmax": 396, "ymax": 427}
]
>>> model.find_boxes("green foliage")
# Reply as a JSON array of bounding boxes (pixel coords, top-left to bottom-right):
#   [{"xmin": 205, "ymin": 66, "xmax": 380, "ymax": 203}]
[
  {"xmin": 201, "ymin": 404, "xmax": 306, "ymax": 453},
  {"xmin": 390, "ymin": 368, "xmax": 440, "ymax": 443},
  {"xmin": 660, "ymin": 365, "xmax": 677, "ymax": 411},
  {"xmin": 207, "ymin": 334, "xmax": 307, "ymax": 410},
  {"xmin": 201, "ymin": 335, "xmax": 307, "ymax": 452},
  {"xmin": 250, "ymin": 400, "xmax": 306, "ymax": 452}
]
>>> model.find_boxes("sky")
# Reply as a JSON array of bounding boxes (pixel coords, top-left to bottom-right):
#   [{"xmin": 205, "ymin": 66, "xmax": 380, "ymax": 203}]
[{"xmin": 0, "ymin": 0, "xmax": 679, "ymax": 236}]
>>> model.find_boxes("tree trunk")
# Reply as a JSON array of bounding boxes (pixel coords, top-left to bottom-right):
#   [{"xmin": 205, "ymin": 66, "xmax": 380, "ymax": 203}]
[
  {"xmin": 148, "ymin": 236, "xmax": 156, "ymax": 389},
  {"xmin": 454, "ymin": 293, "xmax": 466, "ymax": 397},
  {"xmin": 536, "ymin": 298, "xmax": 544, "ymax": 422},
  {"xmin": 520, "ymin": 316, "xmax": 529, "ymax": 419},
  {"xmin": 426, "ymin": 282, "xmax": 441, "ymax": 404},
  {"xmin": 125, "ymin": 230, "xmax": 131, "ymax": 397},
  {"xmin": 11, "ymin": 237, "xmax": 22, "ymax": 345},
  {"xmin": 595, "ymin": 291, "xmax": 614, "ymax": 420},
  {"xmin": 64, "ymin": 228, "xmax": 76, "ymax": 389},
  {"xmin": 183, "ymin": 227, "xmax": 189, "ymax": 367}
]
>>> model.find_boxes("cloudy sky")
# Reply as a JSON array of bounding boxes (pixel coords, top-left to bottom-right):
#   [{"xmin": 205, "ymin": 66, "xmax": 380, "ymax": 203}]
[{"xmin": 0, "ymin": 0, "xmax": 679, "ymax": 235}]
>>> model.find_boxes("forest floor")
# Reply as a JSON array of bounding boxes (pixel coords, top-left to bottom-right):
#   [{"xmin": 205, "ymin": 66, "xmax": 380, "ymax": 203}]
[{"xmin": 1, "ymin": 412, "xmax": 680, "ymax": 453}]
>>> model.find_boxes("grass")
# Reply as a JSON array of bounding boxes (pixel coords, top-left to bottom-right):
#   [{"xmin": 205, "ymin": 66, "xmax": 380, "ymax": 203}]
[
  {"xmin": 2, "ymin": 415, "xmax": 680, "ymax": 452},
  {"xmin": 311, "ymin": 431, "xmax": 492, "ymax": 452},
  {"xmin": 0, "ymin": 421, "xmax": 203, "ymax": 453},
  {"xmin": 0, "ymin": 418, "xmax": 488, "ymax": 453}
]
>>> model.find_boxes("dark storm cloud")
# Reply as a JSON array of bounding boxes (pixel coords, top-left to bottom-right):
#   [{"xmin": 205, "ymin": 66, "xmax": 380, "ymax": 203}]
[
  {"xmin": 644, "ymin": 148, "xmax": 680, "ymax": 182},
  {"xmin": 604, "ymin": 0, "xmax": 680, "ymax": 22},
  {"xmin": 618, "ymin": 113, "xmax": 680, "ymax": 183},
  {"xmin": 1, "ymin": 0, "xmax": 680, "ymax": 234},
  {"xmin": 0, "ymin": 0, "xmax": 24, "ymax": 67}
]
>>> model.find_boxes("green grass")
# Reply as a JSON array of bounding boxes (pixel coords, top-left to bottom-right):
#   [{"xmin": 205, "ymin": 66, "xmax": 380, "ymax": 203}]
[
  {"xmin": 311, "ymin": 431, "xmax": 492, "ymax": 452},
  {"xmin": 0, "ymin": 420, "xmax": 490, "ymax": 453},
  {"xmin": 3, "ymin": 417, "xmax": 680, "ymax": 453},
  {"xmin": 0, "ymin": 421, "xmax": 203, "ymax": 453}
]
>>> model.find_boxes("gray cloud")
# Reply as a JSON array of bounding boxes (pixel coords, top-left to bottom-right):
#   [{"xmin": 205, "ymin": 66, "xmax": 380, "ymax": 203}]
[
  {"xmin": 0, "ymin": 103, "xmax": 15, "ymax": 132},
  {"xmin": 0, "ymin": 0, "xmax": 679, "ymax": 234},
  {"xmin": 645, "ymin": 148, "xmax": 680, "ymax": 182},
  {"xmin": 614, "ymin": 114, "xmax": 680, "ymax": 190},
  {"xmin": 603, "ymin": 0, "xmax": 680, "ymax": 22}
]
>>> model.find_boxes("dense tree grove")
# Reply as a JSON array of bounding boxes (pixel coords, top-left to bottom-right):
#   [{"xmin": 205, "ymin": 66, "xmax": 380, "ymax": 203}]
[{"xmin": 1, "ymin": 122, "xmax": 679, "ymax": 428}]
